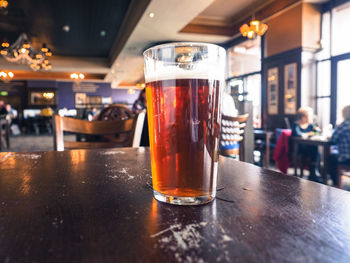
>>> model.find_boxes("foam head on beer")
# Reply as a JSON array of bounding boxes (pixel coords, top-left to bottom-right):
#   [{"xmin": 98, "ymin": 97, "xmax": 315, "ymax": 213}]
[{"xmin": 144, "ymin": 43, "xmax": 226, "ymax": 83}]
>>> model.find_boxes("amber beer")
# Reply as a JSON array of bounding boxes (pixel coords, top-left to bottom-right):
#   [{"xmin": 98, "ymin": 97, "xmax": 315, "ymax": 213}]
[
  {"xmin": 146, "ymin": 78, "xmax": 222, "ymax": 199},
  {"xmin": 144, "ymin": 42, "xmax": 225, "ymax": 205}
]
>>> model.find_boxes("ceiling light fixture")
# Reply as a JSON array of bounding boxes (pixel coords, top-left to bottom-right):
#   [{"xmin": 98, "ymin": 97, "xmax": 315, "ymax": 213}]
[
  {"xmin": 0, "ymin": 71, "xmax": 14, "ymax": 82},
  {"xmin": 128, "ymin": 88, "xmax": 135, "ymax": 94},
  {"xmin": 149, "ymin": 12, "xmax": 155, "ymax": 18},
  {"xmin": 0, "ymin": 0, "xmax": 8, "ymax": 15},
  {"xmin": 62, "ymin": 25, "xmax": 70, "ymax": 32},
  {"xmin": 1, "ymin": 33, "xmax": 53, "ymax": 71},
  {"xmin": 0, "ymin": 0, "xmax": 8, "ymax": 8},
  {"xmin": 43, "ymin": 92, "xmax": 55, "ymax": 100},
  {"xmin": 240, "ymin": 19, "xmax": 268, "ymax": 39},
  {"xmin": 70, "ymin": 73, "xmax": 85, "ymax": 80}
]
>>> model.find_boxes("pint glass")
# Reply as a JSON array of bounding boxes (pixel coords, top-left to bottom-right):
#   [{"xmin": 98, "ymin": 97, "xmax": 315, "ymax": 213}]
[{"xmin": 143, "ymin": 43, "xmax": 225, "ymax": 205}]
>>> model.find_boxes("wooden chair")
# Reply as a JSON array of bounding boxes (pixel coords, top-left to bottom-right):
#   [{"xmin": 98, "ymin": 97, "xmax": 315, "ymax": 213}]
[
  {"xmin": 53, "ymin": 110, "xmax": 146, "ymax": 151},
  {"xmin": 220, "ymin": 114, "xmax": 249, "ymax": 161},
  {"xmin": 96, "ymin": 104, "xmax": 133, "ymax": 121},
  {"xmin": 337, "ymin": 164, "xmax": 350, "ymax": 188}
]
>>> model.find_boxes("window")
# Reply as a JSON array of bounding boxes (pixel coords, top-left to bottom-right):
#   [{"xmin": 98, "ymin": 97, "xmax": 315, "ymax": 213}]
[
  {"xmin": 226, "ymin": 37, "xmax": 262, "ymax": 128},
  {"xmin": 316, "ymin": 61, "xmax": 331, "ymax": 129},
  {"xmin": 337, "ymin": 59, "xmax": 350, "ymax": 124},
  {"xmin": 246, "ymin": 74, "xmax": 262, "ymax": 128},
  {"xmin": 227, "ymin": 73, "xmax": 261, "ymax": 128},
  {"xmin": 227, "ymin": 38, "xmax": 261, "ymax": 78},
  {"xmin": 315, "ymin": 2, "xmax": 350, "ymax": 126},
  {"xmin": 316, "ymin": 12, "xmax": 331, "ymax": 60},
  {"xmin": 332, "ymin": 2, "xmax": 350, "ymax": 56},
  {"xmin": 317, "ymin": 60, "xmax": 331, "ymax": 97}
]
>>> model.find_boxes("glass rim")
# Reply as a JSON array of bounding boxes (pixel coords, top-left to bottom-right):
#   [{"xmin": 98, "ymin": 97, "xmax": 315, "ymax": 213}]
[{"xmin": 143, "ymin": 42, "xmax": 225, "ymax": 57}]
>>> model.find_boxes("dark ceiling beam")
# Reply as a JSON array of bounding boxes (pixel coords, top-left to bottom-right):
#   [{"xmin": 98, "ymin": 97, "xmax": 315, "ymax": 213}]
[
  {"xmin": 108, "ymin": 0, "xmax": 151, "ymax": 66},
  {"xmin": 180, "ymin": 0, "xmax": 301, "ymax": 37}
]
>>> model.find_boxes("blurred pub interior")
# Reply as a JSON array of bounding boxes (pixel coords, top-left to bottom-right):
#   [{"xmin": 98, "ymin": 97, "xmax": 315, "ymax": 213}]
[{"xmin": 1, "ymin": 0, "xmax": 350, "ymax": 187}]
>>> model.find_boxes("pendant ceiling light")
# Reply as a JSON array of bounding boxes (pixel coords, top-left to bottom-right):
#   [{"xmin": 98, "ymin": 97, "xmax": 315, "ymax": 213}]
[
  {"xmin": 0, "ymin": 71, "xmax": 14, "ymax": 82},
  {"xmin": 240, "ymin": 19, "xmax": 268, "ymax": 39}
]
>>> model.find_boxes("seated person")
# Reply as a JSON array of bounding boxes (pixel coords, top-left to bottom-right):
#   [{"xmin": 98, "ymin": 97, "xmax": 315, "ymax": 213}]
[
  {"xmin": 291, "ymin": 107, "xmax": 320, "ymax": 181},
  {"xmin": 329, "ymin": 105, "xmax": 350, "ymax": 186},
  {"xmin": 0, "ymin": 100, "xmax": 8, "ymax": 117},
  {"xmin": 5, "ymin": 104, "xmax": 17, "ymax": 123},
  {"xmin": 132, "ymin": 89, "xmax": 146, "ymax": 114},
  {"xmin": 40, "ymin": 106, "xmax": 54, "ymax": 117},
  {"xmin": 132, "ymin": 89, "xmax": 149, "ymax": 146}
]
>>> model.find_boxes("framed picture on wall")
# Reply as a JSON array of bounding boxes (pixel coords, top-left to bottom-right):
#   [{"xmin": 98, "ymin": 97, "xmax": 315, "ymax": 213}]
[
  {"xmin": 75, "ymin": 93, "xmax": 87, "ymax": 108},
  {"xmin": 28, "ymin": 89, "xmax": 57, "ymax": 106},
  {"xmin": 284, "ymin": 63, "xmax": 297, "ymax": 114},
  {"xmin": 267, "ymin": 67, "xmax": 279, "ymax": 115}
]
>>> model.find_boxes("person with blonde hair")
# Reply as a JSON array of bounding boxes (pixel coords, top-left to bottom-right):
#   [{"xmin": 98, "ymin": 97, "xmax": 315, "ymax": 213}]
[
  {"xmin": 329, "ymin": 105, "xmax": 350, "ymax": 185},
  {"xmin": 291, "ymin": 106, "xmax": 320, "ymax": 181}
]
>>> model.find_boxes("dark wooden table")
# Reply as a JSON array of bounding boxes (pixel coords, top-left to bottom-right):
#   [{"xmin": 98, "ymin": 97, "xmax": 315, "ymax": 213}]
[
  {"xmin": 1, "ymin": 148, "xmax": 350, "ymax": 263},
  {"xmin": 291, "ymin": 137, "xmax": 332, "ymax": 184}
]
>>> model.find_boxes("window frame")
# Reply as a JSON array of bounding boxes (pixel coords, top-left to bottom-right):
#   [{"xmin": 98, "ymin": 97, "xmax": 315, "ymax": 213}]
[
  {"xmin": 316, "ymin": 0, "xmax": 350, "ymax": 125},
  {"xmin": 224, "ymin": 36, "xmax": 264, "ymax": 128}
]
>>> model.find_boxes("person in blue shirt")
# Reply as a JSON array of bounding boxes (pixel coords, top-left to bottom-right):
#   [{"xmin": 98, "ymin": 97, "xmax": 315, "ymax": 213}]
[
  {"xmin": 291, "ymin": 107, "xmax": 320, "ymax": 181},
  {"xmin": 329, "ymin": 105, "xmax": 350, "ymax": 186}
]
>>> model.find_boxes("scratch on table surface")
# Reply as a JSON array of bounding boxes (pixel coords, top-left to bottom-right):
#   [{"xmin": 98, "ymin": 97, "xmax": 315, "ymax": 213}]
[
  {"xmin": 127, "ymin": 175, "xmax": 135, "ymax": 180},
  {"xmin": 150, "ymin": 225, "xmax": 178, "ymax": 238},
  {"xmin": 151, "ymin": 222, "xmax": 234, "ymax": 262},
  {"xmin": 17, "ymin": 153, "xmax": 41, "ymax": 159},
  {"xmin": 323, "ymin": 227, "xmax": 345, "ymax": 248},
  {"xmin": 119, "ymin": 168, "xmax": 128, "ymax": 174}
]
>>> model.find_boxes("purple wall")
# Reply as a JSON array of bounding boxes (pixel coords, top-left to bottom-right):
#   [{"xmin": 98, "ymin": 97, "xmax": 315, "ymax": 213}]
[
  {"xmin": 111, "ymin": 89, "xmax": 140, "ymax": 106},
  {"xmin": 27, "ymin": 80, "xmax": 141, "ymax": 109},
  {"xmin": 56, "ymin": 82, "xmax": 75, "ymax": 109}
]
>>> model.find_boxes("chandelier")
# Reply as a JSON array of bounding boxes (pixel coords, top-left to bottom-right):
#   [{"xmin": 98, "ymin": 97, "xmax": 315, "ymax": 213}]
[
  {"xmin": 0, "ymin": 0, "xmax": 8, "ymax": 15},
  {"xmin": 0, "ymin": 0, "xmax": 8, "ymax": 8},
  {"xmin": 240, "ymin": 20, "xmax": 268, "ymax": 39},
  {"xmin": 1, "ymin": 33, "xmax": 52, "ymax": 71}
]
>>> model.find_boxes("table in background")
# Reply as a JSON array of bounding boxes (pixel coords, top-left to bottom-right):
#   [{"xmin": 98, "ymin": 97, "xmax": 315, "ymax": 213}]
[
  {"xmin": 291, "ymin": 136, "xmax": 332, "ymax": 184},
  {"xmin": 1, "ymin": 148, "xmax": 350, "ymax": 262},
  {"xmin": 254, "ymin": 129, "xmax": 274, "ymax": 168}
]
